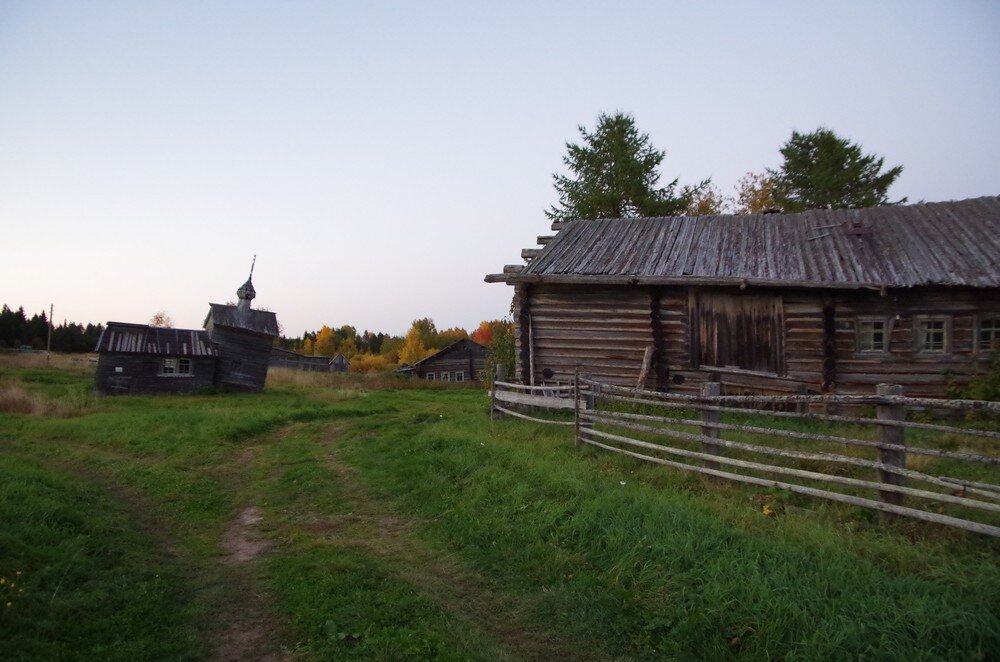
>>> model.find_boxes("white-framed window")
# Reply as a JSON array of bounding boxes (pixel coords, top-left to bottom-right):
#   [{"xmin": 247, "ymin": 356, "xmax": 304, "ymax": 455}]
[
  {"xmin": 161, "ymin": 358, "xmax": 193, "ymax": 376},
  {"xmin": 857, "ymin": 318, "xmax": 888, "ymax": 352},
  {"xmin": 426, "ymin": 372, "xmax": 435, "ymax": 381},
  {"xmin": 915, "ymin": 317, "xmax": 949, "ymax": 353},
  {"xmin": 980, "ymin": 317, "xmax": 1000, "ymax": 351},
  {"xmin": 441, "ymin": 372, "xmax": 450, "ymax": 382},
  {"xmin": 454, "ymin": 371, "xmax": 465, "ymax": 382}
]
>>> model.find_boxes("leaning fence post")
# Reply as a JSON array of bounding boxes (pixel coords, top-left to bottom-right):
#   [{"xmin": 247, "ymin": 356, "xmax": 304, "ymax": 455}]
[
  {"xmin": 574, "ymin": 366, "xmax": 581, "ymax": 446},
  {"xmin": 876, "ymin": 383, "xmax": 906, "ymax": 506},
  {"xmin": 700, "ymin": 382, "xmax": 722, "ymax": 471}
]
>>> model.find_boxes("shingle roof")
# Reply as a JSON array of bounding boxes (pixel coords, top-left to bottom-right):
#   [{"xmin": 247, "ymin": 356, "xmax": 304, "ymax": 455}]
[
  {"xmin": 95, "ymin": 322, "xmax": 218, "ymax": 356},
  {"xmin": 487, "ymin": 197, "xmax": 1000, "ymax": 289},
  {"xmin": 204, "ymin": 304, "xmax": 279, "ymax": 336}
]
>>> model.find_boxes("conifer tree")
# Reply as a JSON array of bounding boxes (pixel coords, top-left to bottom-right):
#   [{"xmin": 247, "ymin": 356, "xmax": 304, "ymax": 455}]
[
  {"xmin": 546, "ymin": 112, "xmax": 706, "ymax": 221},
  {"xmin": 769, "ymin": 128, "xmax": 904, "ymax": 211}
]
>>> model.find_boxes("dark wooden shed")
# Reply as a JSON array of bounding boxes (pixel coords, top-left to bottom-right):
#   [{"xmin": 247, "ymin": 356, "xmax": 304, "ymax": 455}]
[
  {"xmin": 410, "ymin": 338, "xmax": 488, "ymax": 383},
  {"xmin": 486, "ymin": 197, "xmax": 1000, "ymax": 397},
  {"xmin": 94, "ymin": 323, "xmax": 218, "ymax": 395}
]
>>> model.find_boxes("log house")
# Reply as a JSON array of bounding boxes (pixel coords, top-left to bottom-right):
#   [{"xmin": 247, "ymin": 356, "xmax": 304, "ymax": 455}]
[{"xmin": 486, "ymin": 197, "xmax": 1000, "ymax": 397}]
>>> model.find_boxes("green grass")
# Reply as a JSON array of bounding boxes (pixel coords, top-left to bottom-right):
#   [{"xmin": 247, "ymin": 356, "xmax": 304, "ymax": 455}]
[{"xmin": 1, "ymin": 357, "xmax": 998, "ymax": 660}]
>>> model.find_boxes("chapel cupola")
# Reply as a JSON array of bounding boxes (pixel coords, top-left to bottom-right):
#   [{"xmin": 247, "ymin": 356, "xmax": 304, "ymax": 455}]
[{"xmin": 236, "ymin": 256, "xmax": 257, "ymax": 312}]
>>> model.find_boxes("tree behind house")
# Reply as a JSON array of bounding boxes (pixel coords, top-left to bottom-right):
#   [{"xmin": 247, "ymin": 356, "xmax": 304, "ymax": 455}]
[
  {"xmin": 546, "ymin": 112, "xmax": 708, "ymax": 221},
  {"xmin": 769, "ymin": 128, "xmax": 904, "ymax": 211}
]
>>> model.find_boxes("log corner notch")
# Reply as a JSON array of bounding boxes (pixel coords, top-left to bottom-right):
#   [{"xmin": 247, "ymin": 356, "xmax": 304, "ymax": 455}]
[{"xmin": 513, "ymin": 284, "xmax": 532, "ymax": 383}]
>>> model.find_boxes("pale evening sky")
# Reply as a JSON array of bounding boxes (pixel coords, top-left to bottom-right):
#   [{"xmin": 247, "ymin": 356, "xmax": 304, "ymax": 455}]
[{"xmin": 1, "ymin": 1, "xmax": 998, "ymax": 337}]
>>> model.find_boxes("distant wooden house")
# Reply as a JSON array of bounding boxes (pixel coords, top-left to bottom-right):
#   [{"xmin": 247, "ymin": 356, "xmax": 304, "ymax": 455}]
[
  {"xmin": 95, "ymin": 275, "xmax": 279, "ymax": 395},
  {"xmin": 270, "ymin": 347, "xmax": 349, "ymax": 373},
  {"xmin": 486, "ymin": 197, "xmax": 1000, "ymax": 397},
  {"xmin": 409, "ymin": 338, "xmax": 488, "ymax": 383}
]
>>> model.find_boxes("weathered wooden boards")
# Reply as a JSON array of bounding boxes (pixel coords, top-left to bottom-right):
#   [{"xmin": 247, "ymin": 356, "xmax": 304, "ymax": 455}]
[{"xmin": 512, "ymin": 283, "xmax": 998, "ymax": 399}]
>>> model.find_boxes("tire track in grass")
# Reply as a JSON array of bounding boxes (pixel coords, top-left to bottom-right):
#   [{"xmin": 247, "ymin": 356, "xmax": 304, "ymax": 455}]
[
  {"xmin": 44, "ymin": 447, "xmax": 293, "ymax": 662},
  {"xmin": 311, "ymin": 426, "xmax": 593, "ymax": 662}
]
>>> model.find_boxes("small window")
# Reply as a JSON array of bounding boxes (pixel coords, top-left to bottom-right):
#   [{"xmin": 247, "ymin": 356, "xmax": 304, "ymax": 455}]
[
  {"xmin": 426, "ymin": 373, "xmax": 435, "ymax": 381},
  {"xmin": 857, "ymin": 318, "xmax": 887, "ymax": 352},
  {"xmin": 980, "ymin": 318, "xmax": 1000, "ymax": 351},
  {"xmin": 454, "ymin": 371, "xmax": 465, "ymax": 382},
  {"xmin": 915, "ymin": 318, "xmax": 949, "ymax": 353},
  {"xmin": 162, "ymin": 357, "xmax": 193, "ymax": 376},
  {"xmin": 441, "ymin": 372, "xmax": 450, "ymax": 382}
]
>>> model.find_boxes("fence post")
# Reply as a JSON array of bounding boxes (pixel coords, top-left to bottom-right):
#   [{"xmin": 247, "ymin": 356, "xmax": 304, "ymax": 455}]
[
  {"xmin": 876, "ymin": 383, "xmax": 906, "ymax": 507},
  {"xmin": 579, "ymin": 371, "xmax": 593, "ymax": 443},
  {"xmin": 700, "ymin": 381, "xmax": 722, "ymax": 471},
  {"xmin": 490, "ymin": 377, "xmax": 498, "ymax": 421},
  {"xmin": 574, "ymin": 366, "xmax": 581, "ymax": 446}
]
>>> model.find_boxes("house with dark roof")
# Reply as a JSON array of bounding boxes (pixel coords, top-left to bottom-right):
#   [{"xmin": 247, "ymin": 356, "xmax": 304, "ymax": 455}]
[
  {"xmin": 407, "ymin": 338, "xmax": 488, "ymax": 383},
  {"xmin": 486, "ymin": 197, "xmax": 1000, "ymax": 397},
  {"xmin": 95, "ymin": 274, "xmax": 279, "ymax": 395}
]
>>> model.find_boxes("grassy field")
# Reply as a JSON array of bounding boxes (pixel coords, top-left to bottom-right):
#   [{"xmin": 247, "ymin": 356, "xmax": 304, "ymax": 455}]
[{"xmin": 1, "ymin": 356, "xmax": 999, "ymax": 660}]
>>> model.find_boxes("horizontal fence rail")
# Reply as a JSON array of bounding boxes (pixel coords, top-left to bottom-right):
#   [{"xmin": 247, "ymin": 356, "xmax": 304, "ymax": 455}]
[{"xmin": 490, "ymin": 370, "xmax": 1000, "ymax": 537}]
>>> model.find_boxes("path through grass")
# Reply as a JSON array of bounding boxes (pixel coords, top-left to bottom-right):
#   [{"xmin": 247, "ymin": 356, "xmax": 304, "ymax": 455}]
[{"xmin": 1, "ymin": 359, "xmax": 998, "ymax": 660}]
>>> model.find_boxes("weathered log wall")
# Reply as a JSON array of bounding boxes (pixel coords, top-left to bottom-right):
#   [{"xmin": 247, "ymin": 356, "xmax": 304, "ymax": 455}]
[
  {"xmin": 831, "ymin": 288, "xmax": 997, "ymax": 396},
  {"xmin": 512, "ymin": 283, "xmax": 998, "ymax": 398},
  {"xmin": 528, "ymin": 285, "xmax": 653, "ymax": 386}
]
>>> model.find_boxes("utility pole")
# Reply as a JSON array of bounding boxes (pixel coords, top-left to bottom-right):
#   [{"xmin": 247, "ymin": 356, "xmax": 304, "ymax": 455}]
[{"xmin": 47, "ymin": 303, "xmax": 53, "ymax": 356}]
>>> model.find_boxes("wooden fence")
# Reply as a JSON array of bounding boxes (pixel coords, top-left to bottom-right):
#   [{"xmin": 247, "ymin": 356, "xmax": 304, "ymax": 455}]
[
  {"xmin": 489, "ymin": 380, "xmax": 580, "ymax": 426},
  {"xmin": 491, "ymin": 373, "xmax": 1000, "ymax": 537}
]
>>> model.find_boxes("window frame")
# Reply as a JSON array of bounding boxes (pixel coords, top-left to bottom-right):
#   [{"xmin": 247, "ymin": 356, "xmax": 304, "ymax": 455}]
[
  {"xmin": 979, "ymin": 316, "xmax": 1000, "ymax": 352},
  {"xmin": 454, "ymin": 371, "xmax": 465, "ymax": 382},
  {"xmin": 913, "ymin": 316, "xmax": 951, "ymax": 354},
  {"xmin": 161, "ymin": 357, "xmax": 194, "ymax": 377},
  {"xmin": 441, "ymin": 372, "xmax": 450, "ymax": 382},
  {"xmin": 426, "ymin": 372, "xmax": 435, "ymax": 381},
  {"xmin": 856, "ymin": 316, "xmax": 890, "ymax": 354}
]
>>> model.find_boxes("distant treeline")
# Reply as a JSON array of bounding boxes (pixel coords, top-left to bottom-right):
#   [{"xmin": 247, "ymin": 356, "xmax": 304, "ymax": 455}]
[{"xmin": 0, "ymin": 305, "xmax": 104, "ymax": 352}]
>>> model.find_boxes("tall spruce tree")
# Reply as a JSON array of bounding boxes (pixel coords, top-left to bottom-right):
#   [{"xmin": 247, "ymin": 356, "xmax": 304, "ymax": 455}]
[
  {"xmin": 546, "ymin": 112, "xmax": 706, "ymax": 221},
  {"xmin": 769, "ymin": 128, "xmax": 905, "ymax": 212}
]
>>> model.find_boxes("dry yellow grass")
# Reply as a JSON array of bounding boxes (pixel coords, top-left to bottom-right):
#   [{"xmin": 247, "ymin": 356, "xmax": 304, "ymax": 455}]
[
  {"xmin": 265, "ymin": 367, "xmax": 482, "ymax": 391},
  {"xmin": 0, "ymin": 351, "xmax": 96, "ymax": 376}
]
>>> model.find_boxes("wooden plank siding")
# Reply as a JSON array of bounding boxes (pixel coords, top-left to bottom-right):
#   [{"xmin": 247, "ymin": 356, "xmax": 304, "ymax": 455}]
[
  {"xmin": 95, "ymin": 354, "xmax": 216, "ymax": 395},
  {"xmin": 207, "ymin": 324, "xmax": 275, "ymax": 391},
  {"xmin": 513, "ymin": 284, "xmax": 998, "ymax": 398}
]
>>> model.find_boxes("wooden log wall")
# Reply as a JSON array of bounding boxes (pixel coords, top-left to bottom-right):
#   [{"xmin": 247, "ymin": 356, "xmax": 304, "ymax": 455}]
[
  {"xmin": 512, "ymin": 283, "xmax": 998, "ymax": 398},
  {"xmin": 528, "ymin": 284, "xmax": 653, "ymax": 386},
  {"xmin": 831, "ymin": 288, "xmax": 997, "ymax": 397}
]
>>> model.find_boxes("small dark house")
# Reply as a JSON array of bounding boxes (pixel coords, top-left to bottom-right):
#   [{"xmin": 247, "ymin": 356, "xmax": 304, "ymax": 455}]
[
  {"xmin": 410, "ymin": 338, "xmax": 488, "ymax": 383},
  {"xmin": 270, "ymin": 347, "xmax": 350, "ymax": 373},
  {"xmin": 94, "ymin": 324, "xmax": 218, "ymax": 394},
  {"xmin": 486, "ymin": 197, "xmax": 1000, "ymax": 397},
  {"xmin": 95, "ymin": 275, "xmax": 279, "ymax": 395}
]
